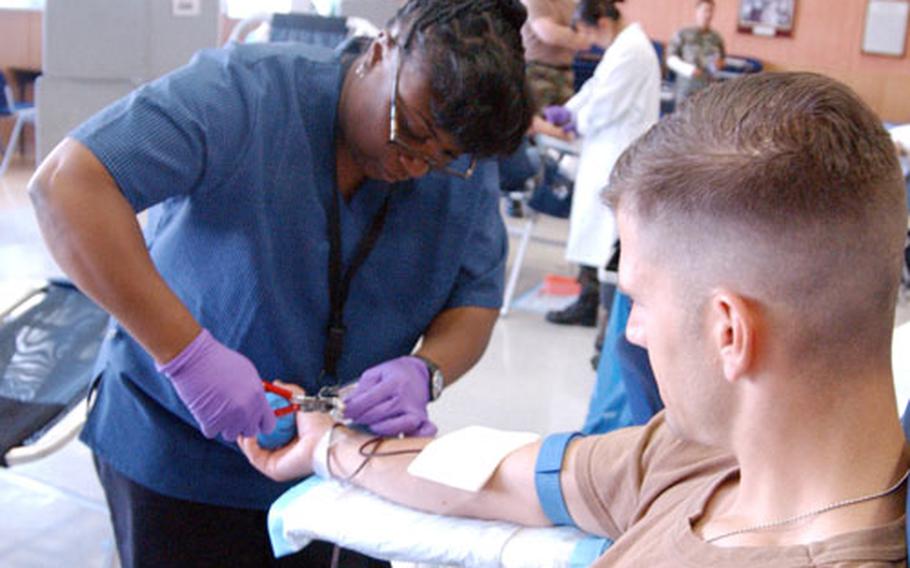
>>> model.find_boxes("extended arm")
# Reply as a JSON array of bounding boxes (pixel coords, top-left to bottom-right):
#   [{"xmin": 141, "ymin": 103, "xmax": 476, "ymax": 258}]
[
  {"xmin": 240, "ymin": 410, "xmax": 608, "ymax": 535},
  {"xmin": 30, "ymin": 139, "xmax": 274, "ymax": 439},
  {"xmin": 29, "ymin": 139, "xmax": 201, "ymax": 363},
  {"xmin": 332, "ymin": 427, "xmax": 548, "ymax": 524}
]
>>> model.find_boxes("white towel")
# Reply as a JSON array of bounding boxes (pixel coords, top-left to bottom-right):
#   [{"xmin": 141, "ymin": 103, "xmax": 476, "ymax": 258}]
[{"xmin": 268, "ymin": 477, "xmax": 610, "ymax": 568}]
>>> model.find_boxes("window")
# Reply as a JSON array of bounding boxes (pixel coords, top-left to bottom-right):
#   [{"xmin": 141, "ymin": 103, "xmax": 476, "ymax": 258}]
[
  {"xmin": 0, "ymin": 0, "xmax": 44, "ymax": 9},
  {"xmin": 224, "ymin": 0, "xmax": 338, "ymax": 19},
  {"xmin": 225, "ymin": 0, "xmax": 291, "ymax": 19}
]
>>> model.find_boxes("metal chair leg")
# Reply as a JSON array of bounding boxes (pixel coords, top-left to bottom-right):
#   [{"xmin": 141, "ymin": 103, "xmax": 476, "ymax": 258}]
[
  {"xmin": 0, "ymin": 114, "xmax": 25, "ymax": 177},
  {"xmin": 501, "ymin": 213, "xmax": 537, "ymax": 317}
]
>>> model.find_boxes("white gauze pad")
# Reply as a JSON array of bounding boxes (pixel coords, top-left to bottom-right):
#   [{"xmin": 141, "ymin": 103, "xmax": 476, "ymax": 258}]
[{"xmin": 406, "ymin": 426, "xmax": 540, "ymax": 492}]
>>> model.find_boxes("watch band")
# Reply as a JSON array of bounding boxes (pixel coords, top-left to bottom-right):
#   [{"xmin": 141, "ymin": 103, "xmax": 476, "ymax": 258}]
[{"xmin": 413, "ymin": 354, "xmax": 444, "ymax": 401}]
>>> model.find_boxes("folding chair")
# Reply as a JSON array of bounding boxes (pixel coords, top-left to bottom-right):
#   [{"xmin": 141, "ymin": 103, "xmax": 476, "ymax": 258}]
[
  {"xmin": 715, "ymin": 55, "xmax": 764, "ymax": 81},
  {"xmin": 227, "ymin": 11, "xmax": 378, "ymax": 47},
  {"xmin": 0, "ymin": 70, "xmax": 36, "ymax": 178},
  {"xmin": 500, "ymin": 134, "xmax": 579, "ymax": 316},
  {"xmin": 1, "ymin": 280, "xmax": 109, "ymax": 467}
]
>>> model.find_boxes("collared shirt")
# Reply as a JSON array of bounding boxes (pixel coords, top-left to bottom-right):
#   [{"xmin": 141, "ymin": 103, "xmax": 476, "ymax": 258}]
[
  {"xmin": 573, "ymin": 414, "xmax": 907, "ymax": 566},
  {"xmin": 73, "ymin": 42, "xmax": 506, "ymax": 509}
]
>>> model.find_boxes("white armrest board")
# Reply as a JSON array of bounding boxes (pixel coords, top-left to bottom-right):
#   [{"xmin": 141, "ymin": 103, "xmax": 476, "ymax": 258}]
[{"xmin": 268, "ymin": 477, "xmax": 611, "ymax": 567}]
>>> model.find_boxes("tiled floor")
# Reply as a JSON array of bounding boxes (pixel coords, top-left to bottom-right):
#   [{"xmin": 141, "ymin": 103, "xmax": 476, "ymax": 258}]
[{"xmin": 2, "ymin": 155, "xmax": 909, "ymax": 568}]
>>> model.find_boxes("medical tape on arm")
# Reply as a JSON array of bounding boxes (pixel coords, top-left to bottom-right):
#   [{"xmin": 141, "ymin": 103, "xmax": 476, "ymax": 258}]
[
  {"xmin": 312, "ymin": 424, "xmax": 342, "ymax": 480},
  {"xmin": 534, "ymin": 432, "xmax": 582, "ymax": 526},
  {"xmin": 406, "ymin": 426, "xmax": 540, "ymax": 492}
]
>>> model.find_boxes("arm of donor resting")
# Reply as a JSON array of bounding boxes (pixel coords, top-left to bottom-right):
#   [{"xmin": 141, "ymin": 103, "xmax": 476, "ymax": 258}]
[
  {"xmin": 239, "ymin": 410, "xmax": 610, "ymax": 536},
  {"xmin": 27, "ymin": 138, "xmax": 202, "ymax": 364}
]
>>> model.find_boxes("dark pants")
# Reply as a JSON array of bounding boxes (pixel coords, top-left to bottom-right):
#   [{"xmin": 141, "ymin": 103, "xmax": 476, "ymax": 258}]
[{"xmin": 94, "ymin": 456, "xmax": 391, "ymax": 568}]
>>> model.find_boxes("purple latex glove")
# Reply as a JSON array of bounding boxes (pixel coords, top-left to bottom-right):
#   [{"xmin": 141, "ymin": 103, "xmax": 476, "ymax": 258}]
[
  {"xmin": 542, "ymin": 105, "xmax": 577, "ymax": 136},
  {"xmin": 542, "ymin": 105, "xmax": 573, "ymax": 128},
  {"xmin": 343, "ymin": 356, "xmax": 438, "ymax": 437},
  {"xmin": 157, "ymin": 329, "xmax": 276, "ymax": 441}
]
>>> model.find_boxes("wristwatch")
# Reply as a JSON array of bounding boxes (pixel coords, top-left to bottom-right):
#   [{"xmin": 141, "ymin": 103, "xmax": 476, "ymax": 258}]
[{"xmin": 415, "ymin": 355, "xmax": 445, "ymax": 401}]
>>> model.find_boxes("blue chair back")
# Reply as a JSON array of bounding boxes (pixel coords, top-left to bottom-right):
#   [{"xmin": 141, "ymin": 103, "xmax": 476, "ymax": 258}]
[
  {"xmin": 651, "ymin": 40, "xmax": 667, "ymax": 80},
  {"xmin": 269, "ymin": 13, "xmax": 349, "ymax": 49},
  {"xmin": 720, "ymin": 55, "xmax": 763, "ymax": 76},
  {"xmin": 650, "ymin": 40, "xmax": 664, "ymax": 62},
  {"xmin": 571, "ymin": 46, "xmax": 604, "ymax": 93},
  {"xmin": 0, "ymin": 72, "xmax": 11, "ymax": 115}
]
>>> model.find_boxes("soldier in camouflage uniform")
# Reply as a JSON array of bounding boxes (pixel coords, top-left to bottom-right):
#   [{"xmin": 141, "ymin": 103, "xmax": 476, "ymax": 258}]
[
  {"xmin": 666, "ymin": 0, "xmax": 725, "ymax": 103},
  {"xmin": 526, "ymin": 61, "xmax": 576, "ymax": 108},
  {"xmin": 521, "ymin": 0, "xmax": 590, "ymax": 108}
]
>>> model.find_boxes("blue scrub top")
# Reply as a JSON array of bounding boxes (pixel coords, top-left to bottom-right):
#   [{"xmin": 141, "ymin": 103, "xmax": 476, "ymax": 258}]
[{"xmin": 73, "ymin": 42, "xmax": 507, "ymax": 509}]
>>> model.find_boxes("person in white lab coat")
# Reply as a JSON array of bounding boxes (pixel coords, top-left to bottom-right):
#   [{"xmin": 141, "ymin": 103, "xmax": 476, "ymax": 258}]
[{"xmin": 537, "ymin": 0, "xmax": 660, "ymax": 328}]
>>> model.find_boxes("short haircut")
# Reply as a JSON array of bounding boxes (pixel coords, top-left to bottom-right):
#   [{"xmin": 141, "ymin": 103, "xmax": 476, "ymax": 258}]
[
  {"xmin": 696, "ymin": 0, "xmax": 715, "ymax": 6},
  {"xmin": 388, "ymin": 0, "xmax": 534, "ymax": 157},
  {"xmin": 608, "ymin": 72, "xmax": 906, "ymax": 365}
]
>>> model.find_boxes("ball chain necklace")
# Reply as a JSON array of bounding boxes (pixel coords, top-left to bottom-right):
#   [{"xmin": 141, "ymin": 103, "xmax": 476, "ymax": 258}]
[{"xmin": 705, "ymin": 468, "xmax": 910, "ymax": 544}]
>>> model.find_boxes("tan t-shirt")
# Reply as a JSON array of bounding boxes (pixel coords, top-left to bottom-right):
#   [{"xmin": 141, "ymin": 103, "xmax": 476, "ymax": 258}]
[
  {"xmin": 520, "ymin": 0, "xmax": 577, "ymax": 66},
  {"xmin": 572, "ymin": 413, "xmax": 907, "ymax": 567}
]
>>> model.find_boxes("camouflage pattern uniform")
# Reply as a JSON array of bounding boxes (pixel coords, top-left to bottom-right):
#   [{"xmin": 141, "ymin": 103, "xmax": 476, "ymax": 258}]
[
  {"xmin": 521, "ymin": 0, "xmax": 578, "ymax": 109},
  {"xmin": 666, "ymin": 26, "xmax": 725, "ymax": 102},
  {"xmin": 526, "ymin": 62, "xmax": 574, "ymax": 109}
]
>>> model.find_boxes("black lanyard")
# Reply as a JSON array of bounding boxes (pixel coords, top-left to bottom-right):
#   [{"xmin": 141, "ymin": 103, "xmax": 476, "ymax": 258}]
[{"xmin": 323, "ymin": 187, "xmax": 392, "ymax": 381}]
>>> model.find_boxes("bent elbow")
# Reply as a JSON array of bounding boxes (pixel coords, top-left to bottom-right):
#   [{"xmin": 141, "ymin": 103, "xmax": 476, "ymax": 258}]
[
  {"xmin": 28, "ymin": 151, "xmax": 65, "ymax": 213},
  {"xmin": 27, "ymin": 138, "xmax": 92, "ymax": 218}
]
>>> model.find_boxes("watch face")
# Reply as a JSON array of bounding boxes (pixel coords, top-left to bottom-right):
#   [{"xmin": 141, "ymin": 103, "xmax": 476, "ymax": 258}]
[{"xmin": 431, "ymin": 370, "xmax": 444, "ymax": 400}]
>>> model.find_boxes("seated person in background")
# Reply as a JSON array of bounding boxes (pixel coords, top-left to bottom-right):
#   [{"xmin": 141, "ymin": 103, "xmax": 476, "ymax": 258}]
[
  {"xmin": 501, "ymin": 0, "xmax": 587, "ymax": 218},
  {"xmin": 522, "ymin": 0, "xmax": 593, "ymax": 108},
  {"xmin": 667, "ymin": 0, "xmax": 725, "ymax": 103},
  {"xmin": 241, "ymin": 72, "xmax": 909, "ymax": 566}
]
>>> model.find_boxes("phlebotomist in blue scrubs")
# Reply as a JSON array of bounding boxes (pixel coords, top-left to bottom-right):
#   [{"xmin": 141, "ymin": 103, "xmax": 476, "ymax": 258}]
[{"xmin": 28, "ymin": 1, "xmax": 533, "ymax": 565}]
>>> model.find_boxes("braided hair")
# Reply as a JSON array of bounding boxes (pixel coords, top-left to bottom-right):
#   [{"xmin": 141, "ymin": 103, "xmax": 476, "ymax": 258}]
[{"xmin": 387, "ymin": 0, "xmax": 533, "ymax": 157}]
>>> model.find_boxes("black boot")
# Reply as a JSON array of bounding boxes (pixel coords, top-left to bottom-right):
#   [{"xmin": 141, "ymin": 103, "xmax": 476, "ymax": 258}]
[
  {"xmin": 545, "ymin": 266, "xmax": 599, "ymax": 327},
  {"xmin": 506, "ymin": 195, "xmax": 525, "ymax": 218},
  {"xmin": 546, "ymin": 291, "xmax": 598, "ymax": 327}
]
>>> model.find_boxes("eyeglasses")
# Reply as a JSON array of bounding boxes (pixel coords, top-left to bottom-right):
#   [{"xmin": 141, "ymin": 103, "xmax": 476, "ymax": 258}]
[{"xmin": 388, "ymin": 46, "xmax": 477, "ymax": 180}]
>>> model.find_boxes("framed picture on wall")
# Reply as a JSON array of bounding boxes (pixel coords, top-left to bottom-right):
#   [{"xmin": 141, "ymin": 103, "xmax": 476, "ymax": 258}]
[
  {"xmin": 738, "ymin": 0, "xmax": 797, "ymax": 37},
  {"xmin": 862, "ymin": 0, "xmax": 909, "ymax": 57}
]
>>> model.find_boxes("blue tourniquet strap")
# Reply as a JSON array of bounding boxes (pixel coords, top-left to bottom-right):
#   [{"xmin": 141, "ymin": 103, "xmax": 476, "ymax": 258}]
[{"xmin": 535, "ymin": 431, "xmax": 582, "ymax": 526}]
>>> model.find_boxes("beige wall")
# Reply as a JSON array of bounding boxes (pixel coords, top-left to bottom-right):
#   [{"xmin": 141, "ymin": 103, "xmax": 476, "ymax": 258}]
[
  {"xmin": 0, "ymin": 9, "xmax": 40, "ymax": 159},
  {"xmin": 624, "ymin": 0, "xmax": 910, "ymax": 122},
  {"xmin": 2, "ymin": 4, "xmax": 908, "ymax": 121},
  {"xmin": 0, "ymin": 9, "xmax": 41, "ymax": 70}
]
